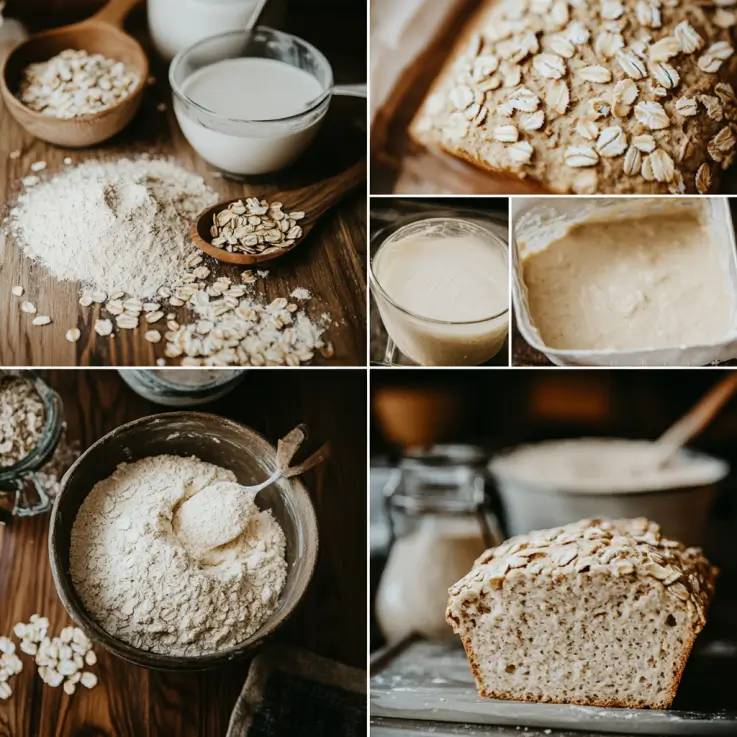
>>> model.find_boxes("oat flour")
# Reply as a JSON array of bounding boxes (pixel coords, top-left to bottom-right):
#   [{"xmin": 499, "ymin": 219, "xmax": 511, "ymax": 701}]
[
  {"xmin": 10, "ymin": 158, "xmax": 218, "ymax": 298},
  {"xmin": 69, "ymin": 455, "xmax": 288, "ymax": 656}
]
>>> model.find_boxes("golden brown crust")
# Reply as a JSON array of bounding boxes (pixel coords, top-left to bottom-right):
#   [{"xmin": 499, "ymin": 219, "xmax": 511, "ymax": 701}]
[{"xmin": 411, "ymin": 0, "xmax": 737, "ymax": 194}]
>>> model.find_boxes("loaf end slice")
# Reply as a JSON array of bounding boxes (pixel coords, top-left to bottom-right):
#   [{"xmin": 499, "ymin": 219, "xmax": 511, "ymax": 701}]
[{"xmin": 447, "ymin": 518, "xmax": 716, "ymax": 709}]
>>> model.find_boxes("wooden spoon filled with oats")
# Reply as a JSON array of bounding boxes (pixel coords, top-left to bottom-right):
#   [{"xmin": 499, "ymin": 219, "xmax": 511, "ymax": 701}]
[{"xmin": 190, "ymin": 159, "xmax": 366, "ymax": 265}]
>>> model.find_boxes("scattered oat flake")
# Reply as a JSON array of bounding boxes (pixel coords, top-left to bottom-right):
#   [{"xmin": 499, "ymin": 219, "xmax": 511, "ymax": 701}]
[
  {"xmin": 290, "ymin": 288, "xmax": 312, "ymax": 301},
  {"xmin": 66, "ymin": 328, "xmax": 81, "ymax": 343},
  {"xmin": 95, "ymin": 319, "xmax": 113, "ymax": 337},
  {"xmin": 22, "ymin": 176, "xmax": 39, "ymax": 187},
  {"xmin": 9, "ymin": 150, "xmax": 21, "ymax": 160},
  {"xmin": 21, "ymin": 301, "xmax": 36, "ymax": 314},
  {"xmin": 11, "ymin": 286, "xmax": 24, "ymax": 297},
  {"xmin": 32, "ymin": 316, "xmax": 51, "ymax": 326},
  {"xmin": 30, "ymin": 161, "xmax": 46, "ymax": 172}
]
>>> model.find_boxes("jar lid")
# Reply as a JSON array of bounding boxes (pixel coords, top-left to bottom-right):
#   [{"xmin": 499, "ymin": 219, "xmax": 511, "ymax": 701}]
[{"xmin": 387, "ymin": 444, "xmax": 487, "ymax": 515}]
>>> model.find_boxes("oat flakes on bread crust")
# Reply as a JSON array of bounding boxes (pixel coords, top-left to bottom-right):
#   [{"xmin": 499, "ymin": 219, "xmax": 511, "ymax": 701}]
[
  {"xmin": 411, "ymin": 0, "xmax": 737, "ymax": 194},
  {"xmin": 447, "ymin": 518, "xmax": 717, "ymax": 708}
]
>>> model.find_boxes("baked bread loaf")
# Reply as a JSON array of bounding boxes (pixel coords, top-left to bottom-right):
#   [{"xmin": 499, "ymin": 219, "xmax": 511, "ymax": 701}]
[
  {"xmin": 411, "ymin": 0, "xmax": 737, "ymax": 194},
  {"xmin": 447, "ymin": 518, "xmax": 716, "ymax": 708}
]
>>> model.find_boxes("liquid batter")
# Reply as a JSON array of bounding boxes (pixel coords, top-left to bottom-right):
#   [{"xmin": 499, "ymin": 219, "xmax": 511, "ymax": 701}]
[
  {"xmin": 522, "ymin": 209, "xmax": 735, "ymax": 350},
  {"xmin": 375, "ymin": 230, "xmax": 508, "ymax": 322}
]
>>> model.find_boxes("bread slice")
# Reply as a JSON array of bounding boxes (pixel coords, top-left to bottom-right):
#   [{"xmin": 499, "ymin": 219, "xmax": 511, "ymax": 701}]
[
  {"xmin": 410, "ymin": 0, "xmax": 737, "ymax": 195},
  {"xmin": 447, "ymin": 518, "xmax": 716, "ymax": 709}
]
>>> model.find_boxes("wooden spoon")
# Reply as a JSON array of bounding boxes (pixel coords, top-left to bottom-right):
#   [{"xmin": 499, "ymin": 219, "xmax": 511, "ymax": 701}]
[
  {"xmin": 0, "ymin": 0, "xmax": 148, "ymax": 148},
  {"xmin": 651, "ymin": 373, "xmax": 737, "ymax": 468},
  {"xmin": 190, "ymin": 159, "xmax": 366, "ymax": 266}
]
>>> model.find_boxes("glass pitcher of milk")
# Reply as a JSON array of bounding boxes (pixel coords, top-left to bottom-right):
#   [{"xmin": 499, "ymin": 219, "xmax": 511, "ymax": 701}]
[
  {"xmin": 148, "ymin": 0, "xmax": 287, "ymax": 60},
  {"xmin": 375, "ymin": 446, "xmax": 501, "ymax": 643}
]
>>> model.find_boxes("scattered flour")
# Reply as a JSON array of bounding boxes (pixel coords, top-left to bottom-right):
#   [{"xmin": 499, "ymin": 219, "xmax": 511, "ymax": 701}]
[
  {"xmin": 290, "ymin": 287, "xmax": 312, "ymax": 301},
  {"xmin": 69, "ymin": 455, "xmax": 287, "ymax": 656},
  {"xmin": 10, "ymin": 158, "xmax": 218, "ymax": 298}
]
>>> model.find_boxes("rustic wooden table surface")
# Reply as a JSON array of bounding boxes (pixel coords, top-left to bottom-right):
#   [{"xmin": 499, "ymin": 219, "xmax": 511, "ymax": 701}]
[
  {"xmin": 0, "ymin": 6, "xmax": 367, "ymax": 367},
  {"xmin": 0, "ymin": 368, "xmax": 367, "ymax": 736}
]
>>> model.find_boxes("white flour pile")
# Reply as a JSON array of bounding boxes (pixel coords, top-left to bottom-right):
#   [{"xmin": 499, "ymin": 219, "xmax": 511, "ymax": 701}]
[
  {"xmin": 10, "ymin": 158, "xmax": 218, "ymax": 298},
  {"xmin": 69, "ymin": 455, "xmax": 287, "ymax": 656}
]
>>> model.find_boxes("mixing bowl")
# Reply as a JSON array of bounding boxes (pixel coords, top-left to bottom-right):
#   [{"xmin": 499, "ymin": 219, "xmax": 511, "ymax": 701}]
[{"xmin": 49, "ymin": 411, "xmax": 319, "ymax": 671}]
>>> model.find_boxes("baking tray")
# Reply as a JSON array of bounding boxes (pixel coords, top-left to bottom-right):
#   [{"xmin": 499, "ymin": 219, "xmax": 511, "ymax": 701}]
[
  {"xmin": 511, "ymin": 197, "xmax": 737, "ymax": 367},
  {"xmin": 371, "ymin": 639, "xmax": 737, "ymax": 735}
]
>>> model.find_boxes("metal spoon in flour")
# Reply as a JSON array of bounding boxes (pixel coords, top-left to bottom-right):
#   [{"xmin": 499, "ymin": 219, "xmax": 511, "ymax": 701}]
[
  {"xmin": 173, "ymin": 473, "xmax": 281, "ymax": 560},
  {"xmin": 173, "ymin": 425, "xmax": 329, "ymax": 561}
]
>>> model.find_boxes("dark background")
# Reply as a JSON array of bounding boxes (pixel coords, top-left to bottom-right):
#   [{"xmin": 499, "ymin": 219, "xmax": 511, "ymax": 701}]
[{"xmin": 7, "ymin": 0, "xmax": 366, "ymax": 25}]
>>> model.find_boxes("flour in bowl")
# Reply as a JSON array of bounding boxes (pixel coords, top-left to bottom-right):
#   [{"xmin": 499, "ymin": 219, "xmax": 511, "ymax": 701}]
[{"xmin": 69, "ymin": 455, "xmax": 287, "ymax": 656}]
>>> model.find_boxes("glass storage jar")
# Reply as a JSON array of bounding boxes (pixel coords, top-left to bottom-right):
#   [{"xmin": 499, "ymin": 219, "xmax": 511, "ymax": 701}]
[
  {"xmin": 375, "ymin": 445, "xmax": 500, "ymax": 643},
  {"xmin": 148, "ymin": 0, "xmax": 286, "ymax": 60},
  {"xmin": 0, "ymin": 373, "xmax": 64, "ymax": 518},
  {"xmin": 117, "ymin": 369, "xmax": 246, "ymax": 407}
]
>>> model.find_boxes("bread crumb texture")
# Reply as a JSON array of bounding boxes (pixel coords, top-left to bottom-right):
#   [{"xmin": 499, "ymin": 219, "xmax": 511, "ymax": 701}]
[
  {"xmin": 447, "ymin": 518, "xmax": 717, "ymax": 708},
  {"xmin": 411, "ymin": 0, "xmax": 737, "ymax": 194}
]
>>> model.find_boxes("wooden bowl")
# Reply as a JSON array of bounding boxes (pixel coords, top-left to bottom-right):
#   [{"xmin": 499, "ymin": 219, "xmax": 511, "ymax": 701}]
[
  {"xmin": 1, "ymin": 18, "xmax": 148, "ymax": 147},
  {"xmin": 49, "ymin": 412, "xmax": 319, "ymax": 671}
]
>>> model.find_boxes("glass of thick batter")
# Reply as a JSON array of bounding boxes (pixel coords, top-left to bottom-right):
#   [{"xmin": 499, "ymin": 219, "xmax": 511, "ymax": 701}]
[{"xmin": 370, "ymin": 218, "xmax": 509, "ymax": 367}]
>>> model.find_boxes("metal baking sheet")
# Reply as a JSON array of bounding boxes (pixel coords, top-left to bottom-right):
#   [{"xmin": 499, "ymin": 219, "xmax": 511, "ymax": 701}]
[{"xmin": 370, "ymin": 640, "xmax": 737, "ymax": 735}]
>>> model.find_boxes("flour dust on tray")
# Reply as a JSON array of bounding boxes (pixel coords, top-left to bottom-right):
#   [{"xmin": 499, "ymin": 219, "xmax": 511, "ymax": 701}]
[{"xmin": 69, "ymin": 455, "xmax": 287, "ymax": 656}]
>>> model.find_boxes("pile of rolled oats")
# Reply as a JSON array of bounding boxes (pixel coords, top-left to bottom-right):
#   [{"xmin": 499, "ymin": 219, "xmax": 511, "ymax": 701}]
[
  {"xmin": 0, "ymin": 615, "xmax": 99, "ymax": 700},
  {"xmin": 18, "ymin": 49, "xmax": 139, "ymax": 119},
  {"xmin": 0, "ymin": 372, "xmax": 45, "ymax": 468},
  {"xmin": 72, "ymin": 263, "xmax": 332, "ymax": 367},
  {"xmin": 414, "ymin": 0, "xmax": 737, "ymax": 194},
  {"xmin": 209, "ymin": 198, "xmax": 305, "ymax": 256}
]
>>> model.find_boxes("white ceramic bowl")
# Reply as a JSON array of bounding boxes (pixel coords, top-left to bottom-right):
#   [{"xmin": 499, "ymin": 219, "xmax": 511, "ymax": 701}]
[{"xmin": 490, "ymin": 439, "xmax": 729, "ymax": 547}]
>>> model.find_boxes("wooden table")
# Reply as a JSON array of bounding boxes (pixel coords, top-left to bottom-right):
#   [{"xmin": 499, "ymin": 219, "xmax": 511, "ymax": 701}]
[
  {"xmin": 0, "ymin": 369, "xmax": 367, "ymax": 736},
  {"xmin": 0, "ymin": 5, "xmax": 367, "ymax": 367}
]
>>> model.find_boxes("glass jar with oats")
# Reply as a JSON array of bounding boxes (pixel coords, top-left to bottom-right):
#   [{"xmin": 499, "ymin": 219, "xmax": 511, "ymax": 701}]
[{"xmin": 0, "ymin": 372, "xmax": 64, "ymax": 518}]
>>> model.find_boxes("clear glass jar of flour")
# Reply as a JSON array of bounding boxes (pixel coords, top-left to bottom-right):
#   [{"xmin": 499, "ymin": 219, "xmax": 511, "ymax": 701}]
[
  {"xmin": 0, "ymin": 373, "xmax": 64, "ymax": 519},
  {"xmin": 117, "ymin": 369, "xmax": 246, "ymax": 407},
  {"xmin": 375, "ymin": 446, "xmax": 501, "ymax": 643},
  {"xmin": 148, "ymin": 0, "xmax": 286, "ymax": 60}
]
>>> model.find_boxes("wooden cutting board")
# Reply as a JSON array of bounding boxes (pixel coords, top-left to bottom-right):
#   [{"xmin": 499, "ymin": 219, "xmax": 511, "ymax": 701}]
[{"xmin": 371, "ymin": 640, "xmax": 737, "ymax": 735}]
